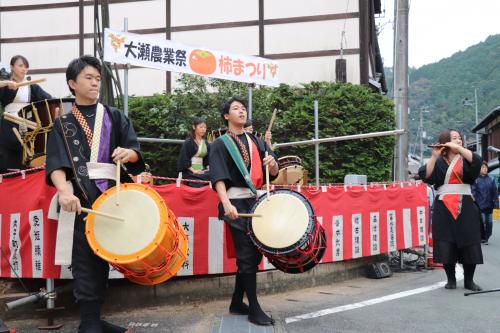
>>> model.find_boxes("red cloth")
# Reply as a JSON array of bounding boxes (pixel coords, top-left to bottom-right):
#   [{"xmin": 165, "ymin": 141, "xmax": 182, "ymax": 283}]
[
  {"xmin": 225, "ymin": 223, "xmax": 236, "ymax": 259},
  {"xmin": 250, "ymin": 138, "xmax": 263, "ymax": 189},
  {"xmin": 225, "ymin": 137, "xmax": 264, "ymax": 258},
  {"xmin": 442, "ymin": 157, "xmax": 463, "ymax": 220},
  {"xmin": 0, "ymin": 171, "xmax": 428, "ymax": 278}
]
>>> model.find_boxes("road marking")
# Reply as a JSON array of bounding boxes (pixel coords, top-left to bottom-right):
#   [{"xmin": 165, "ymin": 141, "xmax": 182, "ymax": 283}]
[{"xmin": 285, "ymin": 265, "xmax": 463, "ymax": 324}]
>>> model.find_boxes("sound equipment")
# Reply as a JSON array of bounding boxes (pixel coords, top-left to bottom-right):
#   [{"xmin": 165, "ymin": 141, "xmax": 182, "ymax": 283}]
[{"xmin": 365, "ymin": 262, "xmax": 392, "ymax": 279}]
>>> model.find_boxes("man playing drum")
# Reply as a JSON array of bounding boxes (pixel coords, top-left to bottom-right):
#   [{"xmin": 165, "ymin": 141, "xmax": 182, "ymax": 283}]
[
  {"xmin": 210, "ymin": 96, "xmax": 279, "ymax": 326},
  {"xmin": 45, "ymin": 55, "xmax": 145, "ymax": 333}
]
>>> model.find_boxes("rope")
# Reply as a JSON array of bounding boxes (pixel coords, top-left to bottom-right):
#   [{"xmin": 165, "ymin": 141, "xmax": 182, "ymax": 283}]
[{"xmin": 0, "ymin": 165, "xmax": 423, "ymax": 188}]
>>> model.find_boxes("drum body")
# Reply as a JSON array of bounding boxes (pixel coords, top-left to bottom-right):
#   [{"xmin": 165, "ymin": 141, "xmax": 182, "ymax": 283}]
[
  {"xmin": 272, "ymin": 155, "xmax": 305, "ymax": 185},
  {"xmin": 86, "ymin": 183, "xmax": 188, "ymax": 285},
  {"xmin": 18, "ymin": 98, "xmax": 74, "ymax": 167},
  {"xmin": 248, "ymin": 189, "xmax": 326, "ymax": 274}
]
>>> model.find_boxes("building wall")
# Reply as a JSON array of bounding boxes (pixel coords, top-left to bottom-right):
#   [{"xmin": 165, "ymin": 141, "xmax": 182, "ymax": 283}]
[
  {"xmin": 485, "ymin": 120, "xmax": 500, "ymax": 161},
  {"xmin": 0, "ymin": 0, "xmax": 363, "ymax": 98}
]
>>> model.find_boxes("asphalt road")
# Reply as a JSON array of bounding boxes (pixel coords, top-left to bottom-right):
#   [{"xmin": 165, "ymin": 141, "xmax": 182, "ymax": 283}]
[{"xmin": 5, "ymin": 221, "xmax": 500, "ymax": 333}]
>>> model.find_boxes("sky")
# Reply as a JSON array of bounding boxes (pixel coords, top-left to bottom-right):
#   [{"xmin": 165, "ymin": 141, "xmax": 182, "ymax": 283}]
[{"xmin": 377, "ymin": 0, "xmax": 500, "ymax": 68}]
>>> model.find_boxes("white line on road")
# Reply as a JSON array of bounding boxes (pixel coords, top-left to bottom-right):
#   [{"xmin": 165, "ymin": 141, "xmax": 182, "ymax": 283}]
[{"xmin": 285, "ymin": 265, "xmax": 463, "ymax": 324}]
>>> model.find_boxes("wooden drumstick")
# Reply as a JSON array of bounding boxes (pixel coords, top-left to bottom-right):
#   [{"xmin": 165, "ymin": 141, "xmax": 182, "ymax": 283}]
[
  {"xmin": 267, "ymin": 108, "xmax": 277, "ymax": 133},
  {"xmin": 265, "ymin": 151, "xmax": 270, "ymax": 201},
  {"xmin": 12, "ymin": 127, "xmax": 33, "ymax": 157},
  {"xmin": 116, "ymin": 160, "xmax": 120, "ymax": 206},
  {"xmin": 16, "ymin": 78, "xmax": 46, "ymax": 88},
  {"xmin": 3, "ymin": 113, "xmax": 38, "ymax": 130},
  {"xmin": 238, "ymin": 213, "xmax": 262, "ymax": 218},
  {"xmin": 81, "ymin": 207, "xmax": 125, "ymax": 222}
]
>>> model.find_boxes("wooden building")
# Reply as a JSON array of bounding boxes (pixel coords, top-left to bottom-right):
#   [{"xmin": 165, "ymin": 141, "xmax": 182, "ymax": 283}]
[
  {"xmin": 472, "ymin": 105, "xmax": 500, "ymax": 168},
  {"xmin": 0, "ymin": 0, "xmax": 386, "ymax": 97}
]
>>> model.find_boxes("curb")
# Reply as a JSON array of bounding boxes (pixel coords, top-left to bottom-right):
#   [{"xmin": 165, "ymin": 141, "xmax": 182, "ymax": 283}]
[{"xmin": 0, "ymin": 255, "xmax": 385, "ymax": 319}]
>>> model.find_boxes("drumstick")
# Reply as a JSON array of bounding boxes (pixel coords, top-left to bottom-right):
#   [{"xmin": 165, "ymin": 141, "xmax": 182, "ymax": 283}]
[
  {"xmin": 267, "ymin": 108, "xmax": 277, "ymax": 133},
  {"xmin": 116, "ymin": 160, "xmax": 120, "ymax": 206},
  {"xmin": 3, "ymin": 113, "xmax": 38, "ymax": 130},
  {"xmin": 12, "ymin": 127, "xmax": 33, "ymax": 157},
  {"xmin": 238, "ymin": 213, "xmax": 262, "ymax": 218},
  {"xmin": 265, "ymin": 151, "xmax": 270, "ymax": 201},
  {"xmin": 16, "ymin": 78, "xmax": 46, "ymax": 88},
  {"xmin": 81, "ymin": 207, "xmax": 125, "ymax": 222}
]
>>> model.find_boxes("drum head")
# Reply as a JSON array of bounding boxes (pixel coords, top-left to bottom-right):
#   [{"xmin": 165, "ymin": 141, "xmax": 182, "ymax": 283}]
[
  {"xmin": 87, "ymin": 184, "xmax": 163, "ymax": 262},
  {"xmin": 251, "ymin": 192, "xmax": 310, "ymax": 249}
]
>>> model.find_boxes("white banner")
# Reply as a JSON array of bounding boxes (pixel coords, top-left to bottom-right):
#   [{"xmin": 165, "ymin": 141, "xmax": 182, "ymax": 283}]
[
  {"xmin": 370, "ymin": 212, "xmax": 380, "ymax": 256},
  {"xmin": 332, "ymin": 215, "xmax": 343, "ymax": 261},
  {"xmin": 104, "ymin": 28, "xmax": 279, "ymax": 87}
]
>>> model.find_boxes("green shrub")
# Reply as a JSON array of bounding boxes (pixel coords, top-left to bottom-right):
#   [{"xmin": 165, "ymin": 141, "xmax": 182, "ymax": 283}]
[{"xmin": 128, "ymin": 75, "xmax": 395, "ymax": 183}]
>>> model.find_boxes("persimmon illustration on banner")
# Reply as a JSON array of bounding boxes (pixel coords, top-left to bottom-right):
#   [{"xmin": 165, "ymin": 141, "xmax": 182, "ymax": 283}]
[{"xmin": 189, "ymin": 49, "xmax": 217, "ymax": 75}]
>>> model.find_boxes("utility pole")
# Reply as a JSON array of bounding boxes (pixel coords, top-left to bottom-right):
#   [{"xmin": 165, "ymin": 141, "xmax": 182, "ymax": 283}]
[
  {"xmin": 393, "ymin": 0, "xmax": 409, "ymax": 181},
  {"xmin": 419, "ymin": 110, "xmax": 424, "ymax": 164},
  {"xmin": 419, "ymin": 107, "xmax": 430, "ymax": 165},
  {"xmin": 474, "ymin": 88, "xmax": 481, "ymax": 155},
  {"xmin": 463, "ymin": 88, "xmax": 481, "ymax": 155}
]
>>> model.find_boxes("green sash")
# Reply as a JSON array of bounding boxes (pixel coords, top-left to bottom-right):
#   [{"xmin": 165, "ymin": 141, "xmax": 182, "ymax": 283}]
[
  {"xmin": 220, "ymin": 134, "xmax": 257, "ymax": 194},
  {"xmin": 191, "ymin": 139, "xmax": 207, "ymax": 171}
]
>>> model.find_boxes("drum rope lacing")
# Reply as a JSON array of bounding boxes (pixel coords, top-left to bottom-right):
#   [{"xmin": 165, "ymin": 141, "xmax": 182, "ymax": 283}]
[
  {"xmin": 0, "ymin": 166, "xmax": 424, "ymax": 188},
  {"xmin": 111, "ymin": 211, "xmax": 185, "ymax": 281},
  {"xmin": 265, "ymin": 220, "xmax": 327, "ymax": 273}
]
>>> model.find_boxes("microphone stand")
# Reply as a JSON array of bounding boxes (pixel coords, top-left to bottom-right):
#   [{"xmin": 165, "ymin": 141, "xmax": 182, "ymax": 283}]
[{"xmin": 465, "ymin": 288, "xmax": 500, "ymax": 296}]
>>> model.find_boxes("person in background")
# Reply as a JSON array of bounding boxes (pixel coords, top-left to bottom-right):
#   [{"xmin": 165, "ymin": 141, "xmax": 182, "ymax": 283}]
[
  {"xmin": 0, "ymin": 55, "xmax": 52, "ymax": 172},
  {"xmin": 177, "ymin": 116, "xmax": 210, "ymax": 187},
  {"xmin": 244, "ymin": 119, "xmax": 273, "ymax": 150},
  {"xmin": 418, "ymin": 129, "xmax": 483, "ymax": 292},
  {"xmin": 243, "ymin": 119, "xmax": 253, "ymax": 133},
  {"xmin": 472, "ymin": 161, "xmax": 498, "ymax": 245}
]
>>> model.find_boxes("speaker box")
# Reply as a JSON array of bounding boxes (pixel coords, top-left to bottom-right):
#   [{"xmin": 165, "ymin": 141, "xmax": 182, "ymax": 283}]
[{"xmin": 365, "ymin": 262, "xmax": 392, "ymax": 279}]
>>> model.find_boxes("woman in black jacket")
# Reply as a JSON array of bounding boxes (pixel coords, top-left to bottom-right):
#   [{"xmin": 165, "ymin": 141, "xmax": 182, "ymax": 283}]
[
  {"xmin": 418, "ymin": 129, "xmax": 483, "ymax": 291},
  {"xmin": 177, "ymin": 116, "xmax": 210, "ymax": 187},
  {"xmin": 0, "ymin": 55, "xmax": 52, "ymax": 172}
]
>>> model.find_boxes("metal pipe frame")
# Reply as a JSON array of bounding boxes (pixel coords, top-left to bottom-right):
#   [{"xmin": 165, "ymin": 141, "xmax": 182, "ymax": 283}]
[
  {"xmin": 274, "ymin": 129, "xmax": 405, "ymax": 148},
  {"xmin": 137, "ymin": 129, "xmax": 404, "ymax": 147}
]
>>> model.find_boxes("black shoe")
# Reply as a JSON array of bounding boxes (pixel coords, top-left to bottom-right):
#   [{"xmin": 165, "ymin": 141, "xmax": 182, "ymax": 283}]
[
  {"xmin": 248, "ymin": 308, "xmax": 275, "ymax": 326},
  {"xmin": 79, "ymin": 320, "xmax": 103, "ymax": 333},
  {"xmin": 444, "ymin": 280, "xmax": 457, "ymax": 289},
  {"xmin": 229, "ymin": 301, "xmax": 249, "ymax": 315},
  {"xmin": 101, "ymin": 320, "xmax": 128, "ymax": 333},
  {"xmin": 464, "ymin": 281, "xmax": 482, "ymax": 291}
]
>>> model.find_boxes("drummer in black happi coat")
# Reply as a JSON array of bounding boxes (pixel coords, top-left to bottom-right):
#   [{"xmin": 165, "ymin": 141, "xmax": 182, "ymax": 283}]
[
  {"xmin": 210, "ymin": 96, "xmax": 279, "ymax": 326},
  {"xmin": 45, "ymin": 55, "xmax": 144, "ymax": 333}
]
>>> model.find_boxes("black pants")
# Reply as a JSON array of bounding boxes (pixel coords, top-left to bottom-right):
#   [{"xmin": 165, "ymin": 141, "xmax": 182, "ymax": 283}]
[
  {"xmin": 0, "ymin": 144, "xmax": 23, "ymax": 173},
  {"xmin": 72, "ymin": 215, "xmax": 110, "ymax": 303},
  {"xmin": 227, "ymin": 224, "xmax": 262, "ymax": 274}
]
